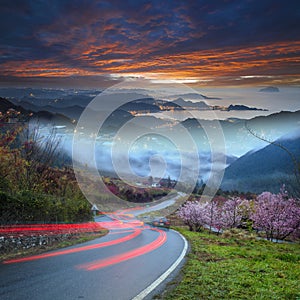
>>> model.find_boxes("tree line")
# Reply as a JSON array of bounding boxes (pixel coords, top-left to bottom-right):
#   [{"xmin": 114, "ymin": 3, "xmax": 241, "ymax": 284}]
[{"xmin": 177, "ymin": 186, "xmax": 300, "ymax": 241}]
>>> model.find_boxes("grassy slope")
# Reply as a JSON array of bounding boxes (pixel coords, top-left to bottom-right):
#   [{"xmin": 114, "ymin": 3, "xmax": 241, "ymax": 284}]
[{"xmin": 161, "ymin": 228, "xmax": 300, "ymax": 300}]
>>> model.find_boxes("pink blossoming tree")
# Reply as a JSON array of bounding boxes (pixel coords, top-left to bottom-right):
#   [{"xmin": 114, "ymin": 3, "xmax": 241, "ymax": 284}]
[
  {"xmin": 202, "ymin": 197, "xmax": 249, "ymax": 233},
  {"xmin": 251, "ymin": 190, "xmax": 300, "ymax": 241},
  {"xmin": 177, "ymin": 197, "xmax": 249, "ymax": 233},
  {"xmin": 177, "ymin": 201, "xmax": 207, "ymax": 231}
]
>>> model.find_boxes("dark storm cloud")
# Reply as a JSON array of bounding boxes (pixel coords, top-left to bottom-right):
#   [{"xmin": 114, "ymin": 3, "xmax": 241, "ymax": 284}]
[{"xmin": 0, "ymin": 0, "xmax": 299, "ymax": 85}]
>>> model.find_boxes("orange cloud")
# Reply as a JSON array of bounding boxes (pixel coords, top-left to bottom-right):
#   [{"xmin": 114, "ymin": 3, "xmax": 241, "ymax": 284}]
[{"xmin": 2, "ymin": 41, "xmax": 300, "ymax": 86}]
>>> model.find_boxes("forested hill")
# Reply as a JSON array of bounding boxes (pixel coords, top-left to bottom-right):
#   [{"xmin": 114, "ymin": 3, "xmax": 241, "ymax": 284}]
[
  {"xmin": 221, "ymin": 133, "xmax": 300, "ymax": 193},
  {"xmin": 0, "ymin": 97, "xmax": 27, "ymax": 113},
  {"xmin": 0, "ymin": 97, "xmax": 74, "ymax": 126}
]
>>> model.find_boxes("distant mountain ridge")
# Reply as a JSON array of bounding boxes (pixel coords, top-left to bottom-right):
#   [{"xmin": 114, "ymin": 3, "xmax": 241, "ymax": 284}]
[
  {"xmin": 259, "ymin": 86, "xmax": 280, "ymax": 92},
  {"xmin": 168, "ymin": 92, "xmax": 221, "ymax": 100},
  {"xmin": 227, "ymin": 104, "xmax": 267, "ymax": 111},
  {"xmin": 15, "ymin": 101, "xmax": 84, "ymax": 120},
  {"xmin": 0, "ymin": 97, "xmax": 74, "ymax": 127},
  {"xmin": 173, "ymin": 98, "xmax": 209, "ymax": 109}
]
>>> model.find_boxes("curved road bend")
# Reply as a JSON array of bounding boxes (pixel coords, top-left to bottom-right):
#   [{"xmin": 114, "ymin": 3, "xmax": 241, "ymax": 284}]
[{"xmin": 0, "ymin": 214, "xmax": 187, "ymax": 300}]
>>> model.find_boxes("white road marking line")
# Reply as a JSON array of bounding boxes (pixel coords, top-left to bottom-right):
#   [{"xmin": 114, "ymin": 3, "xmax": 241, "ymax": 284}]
[{"xmin": 131, "ymin": 230, "xmax": 188, "ymax": 300}]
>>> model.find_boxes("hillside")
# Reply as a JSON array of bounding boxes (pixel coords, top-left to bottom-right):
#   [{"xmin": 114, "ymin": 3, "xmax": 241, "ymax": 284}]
[
  {"xmin": 0, "ymin": 97, "xmax": 74, "ymax": 127},
  {"xmin": 221, "ymin": 133, "xmax": 300, "ymax": 193},
  {"xmin": 0, "ymin": 97, "xmax": 28, "ymax": 114}
]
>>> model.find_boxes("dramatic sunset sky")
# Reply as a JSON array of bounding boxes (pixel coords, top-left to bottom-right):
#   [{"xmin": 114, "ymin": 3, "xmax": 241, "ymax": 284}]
[{"xmin": 1, "ymin": 0, "xmax": 299, "ymax": 87}]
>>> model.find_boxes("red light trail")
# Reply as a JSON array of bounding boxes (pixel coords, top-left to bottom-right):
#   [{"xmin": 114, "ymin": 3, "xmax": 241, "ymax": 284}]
[
  {"xmin": 2, "ymin": 212, "xmax": 168, "ymax": 270},
  {"xmin": 0, "ymin": 222, "xmax": 103, "ymax": 235},
  {"xmin": 3, "ymin": 228, "xmax": 142, "ymax": 264},
  {"xmin": 77, "ymin": 228, "xmax": 167, "ymax": 271}
]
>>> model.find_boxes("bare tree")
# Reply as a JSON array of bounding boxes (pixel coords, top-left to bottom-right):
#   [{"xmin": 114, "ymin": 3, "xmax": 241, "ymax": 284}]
[{"xmin": 20, "ymin": 122, "xmax": 61, "ymax": 190}]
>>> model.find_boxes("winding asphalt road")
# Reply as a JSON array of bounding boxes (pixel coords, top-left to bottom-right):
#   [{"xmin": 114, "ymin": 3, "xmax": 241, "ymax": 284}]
[{"xmin": 0, "ymin": 210, "xmax": 187, "ymax": 300}]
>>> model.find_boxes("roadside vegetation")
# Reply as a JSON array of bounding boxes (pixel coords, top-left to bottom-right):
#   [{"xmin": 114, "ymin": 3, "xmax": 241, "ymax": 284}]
[
  {"xmin": 177, "ymin": 187, "xmax": 300, "ymax": 241},
  {"xmin": 0, "ymin": 111, "xmax": 93, "ymax": 224},
  {"xmin": 0, "ymin": 111, "xmax": 108, "ymax": 258},
  {"xmin": 161, "ymin": 228, "xmax": 300, "ymax": 300},
  {"xmin": 160, "ymin": 187, "xmax": 300, "ymax": 299}
]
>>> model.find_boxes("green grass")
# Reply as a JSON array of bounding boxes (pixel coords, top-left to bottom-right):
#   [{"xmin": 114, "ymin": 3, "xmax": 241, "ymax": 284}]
[{"xmin": 162, "ymin": 228, "xmax": 300, "ymax": 300}]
